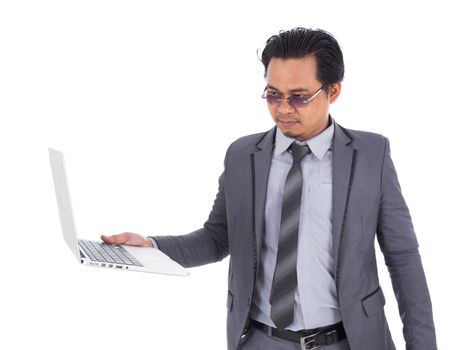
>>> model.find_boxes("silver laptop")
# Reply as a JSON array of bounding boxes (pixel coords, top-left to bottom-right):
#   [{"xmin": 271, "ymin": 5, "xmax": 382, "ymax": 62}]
[{"xmin": 48, "ymin": 148, "xmax": 189, "ymax": 276}]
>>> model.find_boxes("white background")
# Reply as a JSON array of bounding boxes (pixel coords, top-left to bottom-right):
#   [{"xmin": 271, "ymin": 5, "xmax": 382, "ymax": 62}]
[{"xmin": 1, "ymin": 1, "xmax": 466, "ymax": 349}]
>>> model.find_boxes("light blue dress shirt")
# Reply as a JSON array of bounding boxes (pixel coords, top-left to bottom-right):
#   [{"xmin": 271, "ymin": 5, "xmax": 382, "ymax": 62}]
[{"xmin": 250, "ymin": 118, "xmax": 342, "ymax": 330}]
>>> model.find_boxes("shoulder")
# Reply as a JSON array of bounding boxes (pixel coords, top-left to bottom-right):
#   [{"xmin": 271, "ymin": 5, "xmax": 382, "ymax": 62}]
[
  {"xmin": 336, "ymin": 123, "xmax": 388, "ymax": 151},
  {"xmin": 220, "ymin": 128, "xmax": 275, "ymax": 169},
  {"xmin": 334, "ymin": 123, "xmax": 391, "ymax": 167},
  {"xmin": 227, "ymin": 128, "xmax": 275, "ymax": 154}
]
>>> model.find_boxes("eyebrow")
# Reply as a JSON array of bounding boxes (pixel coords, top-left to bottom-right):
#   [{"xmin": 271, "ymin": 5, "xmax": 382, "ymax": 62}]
[{"xmin": 266, "ymin": 84, "xmax": 311, "ymax": 93}]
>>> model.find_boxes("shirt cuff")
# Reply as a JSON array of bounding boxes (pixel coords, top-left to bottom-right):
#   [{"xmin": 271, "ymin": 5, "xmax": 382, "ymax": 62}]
[{"xmin": 147, "ymin": 237, "xmax": 159, "ymax": 249}]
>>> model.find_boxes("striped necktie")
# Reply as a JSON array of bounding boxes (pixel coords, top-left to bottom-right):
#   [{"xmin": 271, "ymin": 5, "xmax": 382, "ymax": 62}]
[{"xmin": 269, "ymin": 142, "xmax": 311, "ymax": 330}]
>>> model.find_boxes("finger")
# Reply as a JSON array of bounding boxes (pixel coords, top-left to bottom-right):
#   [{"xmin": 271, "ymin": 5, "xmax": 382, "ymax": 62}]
[
  {"xmin": 101, "ymin": 233, "xmax": 128, "ymax": 244},
  {"xmin": 100, "ymin": 234, "xmax": 113, "ymax": 243}
]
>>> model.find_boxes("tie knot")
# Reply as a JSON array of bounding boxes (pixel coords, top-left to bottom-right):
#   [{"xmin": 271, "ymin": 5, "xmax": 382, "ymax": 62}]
[{"xmin": 289, "ymin": 143, "xmax": 311, "ymax": 163}]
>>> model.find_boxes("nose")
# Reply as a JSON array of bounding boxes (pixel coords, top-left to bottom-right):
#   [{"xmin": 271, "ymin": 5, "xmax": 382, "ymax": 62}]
[{"xmin": 277, "ymin": 99, "xmax": 295, "ymax": 114}]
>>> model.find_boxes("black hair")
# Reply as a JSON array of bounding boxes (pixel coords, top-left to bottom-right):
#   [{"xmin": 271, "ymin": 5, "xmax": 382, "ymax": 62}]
[{"xmin": 260, "ymin": 27, "xmax": 344, "ymax": 90}]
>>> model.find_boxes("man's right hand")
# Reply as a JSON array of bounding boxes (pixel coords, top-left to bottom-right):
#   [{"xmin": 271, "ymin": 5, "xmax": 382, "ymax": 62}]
[{"xmin": 101, "ymin": 232, "xmax": 154, "ymax": 248}]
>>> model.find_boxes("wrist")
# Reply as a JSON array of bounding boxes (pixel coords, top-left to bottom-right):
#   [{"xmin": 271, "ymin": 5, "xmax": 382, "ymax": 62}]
[{"xmin": 144, "ymin": 237, "xmax": 154, "ymax": 248}]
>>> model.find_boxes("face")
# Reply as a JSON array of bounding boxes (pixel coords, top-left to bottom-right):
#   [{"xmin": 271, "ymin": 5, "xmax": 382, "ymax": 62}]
[{"xmin": 265, "ymin": 56, "xmax": 341, "ymax": 141}]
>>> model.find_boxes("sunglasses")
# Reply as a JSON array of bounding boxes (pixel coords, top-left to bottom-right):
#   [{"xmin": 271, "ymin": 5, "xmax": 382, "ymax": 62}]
[{"xmin": 261, "ymin": 84, "xmax": 327, "ymax": 109}]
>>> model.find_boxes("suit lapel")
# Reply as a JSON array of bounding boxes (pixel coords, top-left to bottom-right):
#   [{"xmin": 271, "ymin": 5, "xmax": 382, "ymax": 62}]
[
  {"xmin": 251, "ymin": 127, "xmax": 276, "ymax": 270},
  {"xmin": 332, "ymin": 123, "xmax": 357, "ymax": 277}
]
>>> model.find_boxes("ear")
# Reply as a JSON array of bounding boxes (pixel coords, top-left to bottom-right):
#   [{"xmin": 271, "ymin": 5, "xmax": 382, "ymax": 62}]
[{"xmin": 328, "ymin": 82, "xmax": 342, "ymax": 104}]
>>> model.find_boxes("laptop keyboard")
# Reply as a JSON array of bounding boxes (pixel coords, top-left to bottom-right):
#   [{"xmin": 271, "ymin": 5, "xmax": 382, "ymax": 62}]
[{"xmin": 79, "ymin": 240, "xmax": 143, "ymax": 267}]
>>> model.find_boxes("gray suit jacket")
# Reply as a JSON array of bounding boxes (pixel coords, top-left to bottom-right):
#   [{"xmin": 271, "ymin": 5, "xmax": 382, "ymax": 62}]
[{"xmin": 153, "ymin": 122, "xmax": 437, "ymax": 350}]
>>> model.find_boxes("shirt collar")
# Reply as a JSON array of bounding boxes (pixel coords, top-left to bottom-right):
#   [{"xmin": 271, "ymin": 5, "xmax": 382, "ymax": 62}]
[{"xmin": 274, "ymin": 116, "xmax": 335, "ymax": 160}]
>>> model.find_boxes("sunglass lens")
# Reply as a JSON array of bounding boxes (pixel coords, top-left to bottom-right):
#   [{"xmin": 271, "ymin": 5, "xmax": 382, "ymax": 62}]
[
  {"xmin": 289, "ymin": 96, "xmax": 306, "ymax": 108},
  {"xmin": 266, "ymin": 95, "xmax": 280, "ymax": 105}
]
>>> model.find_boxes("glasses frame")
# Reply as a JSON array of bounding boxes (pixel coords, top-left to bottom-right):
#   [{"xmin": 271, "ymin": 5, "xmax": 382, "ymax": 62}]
[{"xmin": 262, "ymin": 84, "xmax": 328, "ymax": 108}]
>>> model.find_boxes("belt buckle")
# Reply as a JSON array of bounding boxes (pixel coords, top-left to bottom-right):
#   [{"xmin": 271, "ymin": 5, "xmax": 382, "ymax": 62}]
[{"xmin": 300, "ymin": 331, "xmax": 322, "ymax": 350}]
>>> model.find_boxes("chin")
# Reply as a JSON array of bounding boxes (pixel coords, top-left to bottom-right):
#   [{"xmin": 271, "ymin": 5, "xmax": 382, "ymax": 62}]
[
  {"xmin": 281, "ymin": 130, "xmax": 301, "ymax": 140},
  {"xmin": 277, "ymin": 125, "xmax": 299, "ymax": 137}
]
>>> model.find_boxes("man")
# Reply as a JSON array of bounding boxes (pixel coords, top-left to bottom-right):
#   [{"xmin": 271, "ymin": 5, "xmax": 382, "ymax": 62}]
[{"xmin": 102, "ymin": 28, "xmax": 437, "ymax": 349}]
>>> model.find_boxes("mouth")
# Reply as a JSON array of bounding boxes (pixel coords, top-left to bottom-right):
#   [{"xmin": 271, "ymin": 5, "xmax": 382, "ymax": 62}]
[{"xmin": 278, "ymin": 120, "xmax": 299, "ymax": 129}]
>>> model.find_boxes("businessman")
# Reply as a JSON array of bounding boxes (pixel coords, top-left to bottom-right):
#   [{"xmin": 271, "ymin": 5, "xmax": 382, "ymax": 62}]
[{"xmin": 102, "ymin": 27, "xmax": 437, "ymax": 349}]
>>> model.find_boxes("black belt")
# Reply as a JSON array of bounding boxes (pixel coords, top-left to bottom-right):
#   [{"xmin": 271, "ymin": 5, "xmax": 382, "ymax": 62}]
[{"xmin": 250, "ymin": 319, "xmax": 347, "ymax": 349}]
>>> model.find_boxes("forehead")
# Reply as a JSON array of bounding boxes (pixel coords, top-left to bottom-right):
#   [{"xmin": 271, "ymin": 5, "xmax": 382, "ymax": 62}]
[{"xmin": 266, "ymin": 56, "xmax": 319, "ymax": 92}]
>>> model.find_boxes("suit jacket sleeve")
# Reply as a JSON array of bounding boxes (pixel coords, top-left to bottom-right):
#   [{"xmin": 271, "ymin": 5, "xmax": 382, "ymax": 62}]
[
  {"xmin": 149, "ymin": 148, "xmax": 231, "ymax": 268},
  {"xmin": 377, "ymin": 137, "xmax": 437, "ymax": 349}
]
